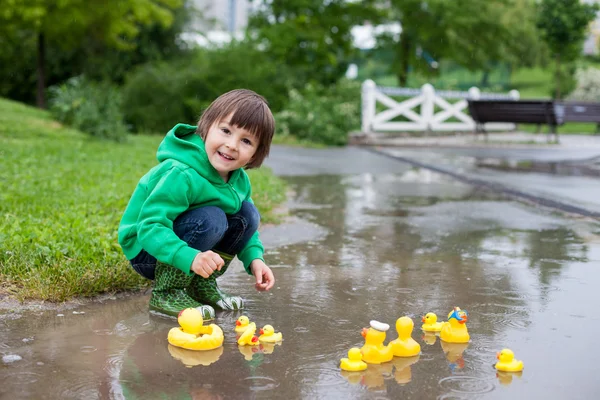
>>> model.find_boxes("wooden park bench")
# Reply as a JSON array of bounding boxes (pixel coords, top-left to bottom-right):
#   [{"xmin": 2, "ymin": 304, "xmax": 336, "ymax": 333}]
[
  {"xmin": 554, "ymin": 101, "xmax": 600, "ymax": 134},
  {"xmin": 467, "ymin": 100, "xmax": 561, "ymax": 142}
]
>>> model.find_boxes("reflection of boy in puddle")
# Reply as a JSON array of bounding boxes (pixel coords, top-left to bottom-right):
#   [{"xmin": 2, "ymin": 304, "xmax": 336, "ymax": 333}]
[{"xmin": 118, "ymin": 328, "xmax": 228, "ymax": 400}]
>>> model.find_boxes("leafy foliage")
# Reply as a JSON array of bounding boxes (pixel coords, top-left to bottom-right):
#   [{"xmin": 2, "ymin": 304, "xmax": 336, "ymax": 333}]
[
  {"xmin": 536, "ymin": 0, "xmax": 599, "ymax": 98},
  {"xmin": 49, "ymin": 77, "xmax": 128, "ymax": 141},
  {"xmin": 248, "ymin": 0, "xmax": 379, "ymax": 86},
  {"xmin": 568, "ymin": 68, "xmax": 600, "ymax": 102},
  {"xmin": 0, "ymin": 0, "xmax": 184, "ymax": 106},
  {"xmin": 122, "ymin": 42, "xmax": 293, "ymax": 133},
  {"xmin": 275, "ymin": 79, "xmax": 361, "ymax": 146},
  {"xmin": 377, "ymin": 0, "xmax": 544, "ymax": 86}
]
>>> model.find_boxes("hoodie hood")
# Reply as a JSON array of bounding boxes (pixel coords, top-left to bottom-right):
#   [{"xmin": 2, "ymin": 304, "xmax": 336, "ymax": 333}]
[{"xmin": 156, "ymin": 123, "xmax": 242, "ymax": 185}]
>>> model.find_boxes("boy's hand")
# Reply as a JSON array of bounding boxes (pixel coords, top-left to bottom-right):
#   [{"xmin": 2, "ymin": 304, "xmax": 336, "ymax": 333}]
[
  {"xmin": 191, "ymin": 251, "xmax": 224, "ymax": 278},
  {"xmin": 250, "ymin": 259, "xmax": 275, "ymax": 292}
]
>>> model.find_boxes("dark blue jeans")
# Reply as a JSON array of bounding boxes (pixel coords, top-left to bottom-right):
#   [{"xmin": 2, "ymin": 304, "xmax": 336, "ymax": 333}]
[{"xmin": 130, "ymin": 201, "xmax": 260, "ymax": 280}]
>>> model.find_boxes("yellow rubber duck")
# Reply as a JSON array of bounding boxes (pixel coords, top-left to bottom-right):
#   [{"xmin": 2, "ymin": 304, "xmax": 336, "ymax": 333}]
[
  {"xmin": 235, "ymin": 315, "xmax": 252, "ymax": 334},
  {"xmin": 421, "ymin": 312, "xmax": 444, "ymax": 332},
  {"xmin": 258, "ymin": 325, "xmax": 283, "ymax": 343},
  {"xmin": 440, "ymin": 307, "xmax": 470, "ymax": 343},
  {"xmin": 495, "ymin": 349, "xmax": 524, "ymax": 372},
  {"xmin": 237, "ymin": 322, "xmax": 260, "ymax": 346},
  {"xmin": 167, "ymin": 308, "xmax": 224, "ymax": 351},
  {"xmin": 390, "ymin": 316, "xmax": 421, "ymax": 357},
  {"xmin": 340, "ymin": 347, "xmax": 368, "ymax": 372},
  {"xmin": 360, "ymin": 320, "xmax": 394, "ymax": 364}
]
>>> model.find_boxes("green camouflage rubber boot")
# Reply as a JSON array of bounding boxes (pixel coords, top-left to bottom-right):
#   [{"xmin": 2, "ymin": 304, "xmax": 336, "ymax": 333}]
[
  {"xmin": 187, "ymin": 251, "xmax": 244, "ymax": 311},
  {"xmin": 149, "ymin": 262, "xmax": 215, "ymax": 319}
]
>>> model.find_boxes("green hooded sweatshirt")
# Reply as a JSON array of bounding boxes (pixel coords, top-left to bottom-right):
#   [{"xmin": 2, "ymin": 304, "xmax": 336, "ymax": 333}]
[{"xmin": 118, "ymin": 123, "xmax": 264, "ymax": 275}]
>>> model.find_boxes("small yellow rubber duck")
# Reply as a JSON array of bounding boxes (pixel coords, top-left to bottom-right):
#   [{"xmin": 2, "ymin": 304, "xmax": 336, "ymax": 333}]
[
  {"xmin": 440, "ymin": 307, "xmax": 470, "ymax": 343},
  {"xmin": 235, "ymin": 315, "xmax": 252, "ymax": 334},
  {"xmin": 421, "ymin": 312, "xmax": 444, "ymax": 332},
  {"xmin": 495, "ymin": 349, "xmax": 524, "ymax": 372},
  {"xmin": 390, "ymin": 316, "xmax": 421, "ymax": 357},
  {"xmin": 167, "ymin": 308, "xmax": 224, "ymax": 351},
  {"xmin": 360, "ymin": 320, "xmax": 394, "ymax": 364},
  {"xmin": 237, "ymin": 322, "xmax": 260, "ymax": 346},
  {"xmin": 340, "ymin": 347, "xmax": 368, "ymax": 372},
  {"xmin": 258, "ymin": 325, "xmax": 283, "ymax": 343}
]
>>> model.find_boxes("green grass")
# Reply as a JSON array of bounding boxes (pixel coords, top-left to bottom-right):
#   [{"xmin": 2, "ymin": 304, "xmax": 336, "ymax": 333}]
[{"xmin": 0, "ymin": 97, "xmax": 288, "ymax": 302}]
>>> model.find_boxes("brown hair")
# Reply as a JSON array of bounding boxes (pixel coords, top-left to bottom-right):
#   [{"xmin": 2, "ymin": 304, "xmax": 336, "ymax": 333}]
[{"xmin": 197, "ymin": 89, "xmax": 275, "ymax": 169}]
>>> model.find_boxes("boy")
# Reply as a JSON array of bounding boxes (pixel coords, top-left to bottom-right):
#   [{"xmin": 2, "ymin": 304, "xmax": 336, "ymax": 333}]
[{"xmin": 118, "ymin": 89, "xmax": 275, "ymax": 319}]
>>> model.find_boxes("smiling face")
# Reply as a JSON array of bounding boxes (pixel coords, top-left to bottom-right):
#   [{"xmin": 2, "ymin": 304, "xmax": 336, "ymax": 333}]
[{"xmin": 204, "ymin": 114, "xmax": 258, "ymax": 181}]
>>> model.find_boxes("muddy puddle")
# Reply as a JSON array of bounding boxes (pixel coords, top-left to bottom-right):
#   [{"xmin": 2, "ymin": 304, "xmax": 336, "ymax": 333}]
[{"xmin": 2, "ymin": 171, "xmax": 599, "ymax": 399}]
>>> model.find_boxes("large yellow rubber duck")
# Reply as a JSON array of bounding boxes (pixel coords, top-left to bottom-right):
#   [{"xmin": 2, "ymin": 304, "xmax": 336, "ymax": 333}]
[
  {"xmin": 421, "ymin": 312, "xmax": 444, "ymax": 332},
  {"xmin": 167, "ymin": 308, "xmax": 224, "ymax": 351},
  {"xmin": 390, "ymin": 316, "xmax": 421, "ymax": 357},
  {"xmin": 340, "ymin": 347, "xmax": 368, "ymax": 372},
  {"xmin": 258, "ymin": 325, "xmax": 283, "ymax": 343},
  {"xmin": 440, "ymin": 307, "xmax": 470, "ymax": 343},
  {"xmin": 235, "ymin": 315, "xmax": 252, "ymax": 334},
  {"xmin": 237, "ymin": 322, "xmax": 260, "ymax": 346},
  {"xmin": 495, "ymin": 349, "xmax": 524, "ymax": 372},
  {"xmin": 360, "ymin": 320, "xmax": 394, "ymax": 364}
]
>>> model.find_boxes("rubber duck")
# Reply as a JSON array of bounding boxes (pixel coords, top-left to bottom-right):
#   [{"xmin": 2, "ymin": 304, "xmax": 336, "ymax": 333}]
[
  {"xmin": 235, "ymin": 315, "xmax": 252, "ymax": 334},
  {"xmin": 421, "ymin": 312, "xmax": 444, "ymax": 332},
  {"xmin": 340, "ymin": 347, "xmax": 368, "ymax": 372},
  {"xmin": 258, "ymin": 325, "xmax": 283, "ymax": 343},
  {"xmin": 167, "ymin": 344, "xmax": 223, "ymax": 367},
  {"xmin": 360, "ymin": 320, "xmax": 394, "ymax": 364},
  {"xmin": 167, "ymin": 308, "xmax": 224, "ymax": 351},
  {"xmin": 495, "ymin": 349, "xmax": 524, "ymax": 372},
  {"xmin": 391, "ymin": 355, "xmax": 420, "ymax": 385},
  {"xmin": 237, "ymin": 322, "xmax": 260, "ymax": 346},
  {"xmin": 390, "ymin": 316, "xmax": 421, "ymax": 357},
  {"xmin": 440, "ymin": 307, "xmax": 470, "ymax": 343}
]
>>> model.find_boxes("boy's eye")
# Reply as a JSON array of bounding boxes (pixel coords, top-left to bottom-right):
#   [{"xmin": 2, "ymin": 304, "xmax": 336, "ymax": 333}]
[
  {"xmin": 221, "ymin": 128, "xmax": 230, "ymax": 134},
  {"xmin": 242, "ymin": 138, "xmax": 253, "ymax": 145}
]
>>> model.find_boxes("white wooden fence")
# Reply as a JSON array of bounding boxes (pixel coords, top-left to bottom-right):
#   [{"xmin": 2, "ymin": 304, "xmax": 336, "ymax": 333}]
[{"xmin": 361, "ymin": 79, "xmax": 520, "ymax": 133}]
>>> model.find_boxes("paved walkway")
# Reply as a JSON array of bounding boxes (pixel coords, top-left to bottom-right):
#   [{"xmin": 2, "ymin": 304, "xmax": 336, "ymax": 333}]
[{"xmin": 267, "ymin": 134, "xmax": 600, "ymax": 220}]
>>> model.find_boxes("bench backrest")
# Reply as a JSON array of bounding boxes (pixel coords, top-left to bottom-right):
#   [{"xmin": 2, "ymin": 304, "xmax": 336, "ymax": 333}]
[
  {"xmin": 468, "ymin": 100, "xmax": 558, "ymax": 124},
  {"xmin": 554, "ymin": 102, "xmax": 600, "ymax": 124}
]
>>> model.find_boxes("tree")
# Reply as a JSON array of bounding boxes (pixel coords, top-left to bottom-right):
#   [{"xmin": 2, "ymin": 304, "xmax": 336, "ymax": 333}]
[
  {"xmin": 536, "ymin": 0, "xmax": 599, "ymax": 99},
  {"xmin": 376, "ymin": 0, "xmax": 542, "ymax": 87},
  {"xmin": 0, "ymin": 0, "xmax": 182, "ymax": 108},
  {"xmin": 248, "ymin": 0, "xmax": 380, "ymax": 87}
]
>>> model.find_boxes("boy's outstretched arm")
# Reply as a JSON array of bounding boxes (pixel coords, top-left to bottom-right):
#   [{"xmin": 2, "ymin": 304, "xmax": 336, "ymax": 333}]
[{"xmin": 250, "ymin": 259, "xmax": 275, "ymax": 291}]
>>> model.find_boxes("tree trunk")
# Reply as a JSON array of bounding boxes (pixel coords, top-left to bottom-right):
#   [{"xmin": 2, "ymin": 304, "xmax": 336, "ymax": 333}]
[
  {"xmin": 554, "ymin": 53, "xmax": 561, "ymax": 100},
  {"xmin": 36, "ymin": 32, "xmax": 46, "ymax": 109},
  {"xmin": 397, "ymin": 32, "xmax": 411, "ymax": 87}
]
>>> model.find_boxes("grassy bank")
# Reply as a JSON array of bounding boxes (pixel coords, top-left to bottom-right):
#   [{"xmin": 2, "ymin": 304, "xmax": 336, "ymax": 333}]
[{"xmin": 0, "ymin": 98, "xmax": 287, "ymax": 302}]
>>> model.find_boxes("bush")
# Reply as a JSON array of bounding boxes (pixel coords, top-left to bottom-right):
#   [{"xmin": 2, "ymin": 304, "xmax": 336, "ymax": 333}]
[
  {"xmin": 122, "ymin": 41, "xmax": 293, "ymax": 133},
  {"xmin": 275, "ymin": 79, "xmax": 361, "ymax": 146},
  {"xmin": 48, "ymin": 77, "xmax": 128, "ymax": 141},
  {"xmin": 567, "ymin": 67, "xmax": 600, "ymax": 102}
]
